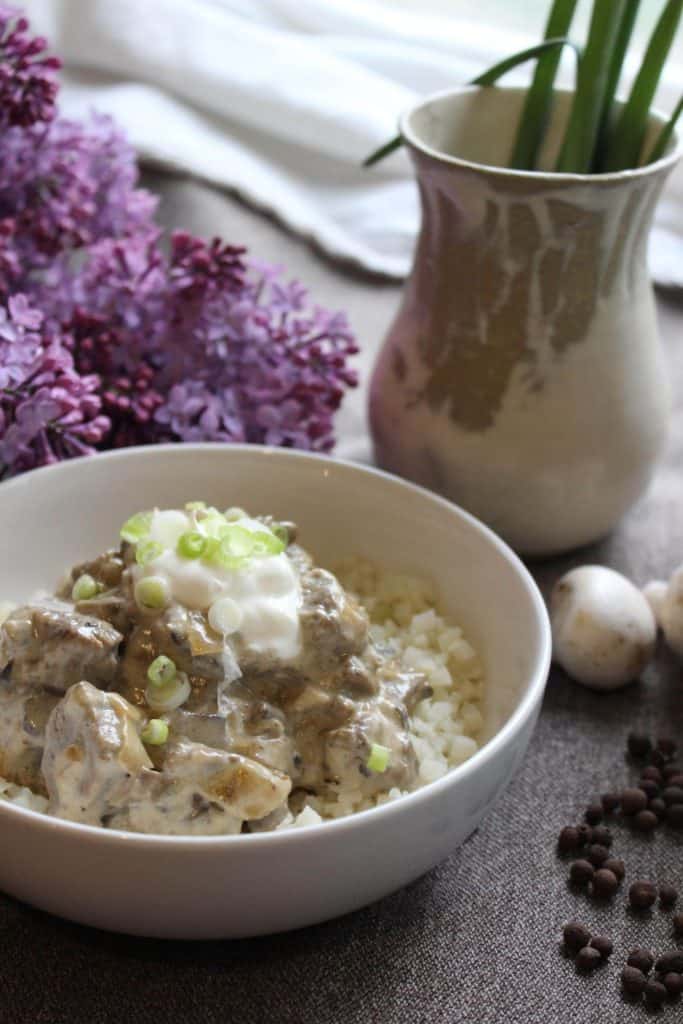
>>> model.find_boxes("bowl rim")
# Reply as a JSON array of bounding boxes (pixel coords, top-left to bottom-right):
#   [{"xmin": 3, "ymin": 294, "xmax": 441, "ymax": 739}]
[{"xmin": 0, "ymin": 443, "xmax": 552, "ymax": 849}]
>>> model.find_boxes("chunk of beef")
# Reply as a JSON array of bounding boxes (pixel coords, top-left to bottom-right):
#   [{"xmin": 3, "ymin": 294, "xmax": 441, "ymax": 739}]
[
  {"xmin": 322, "ymin": 698, "xmax": 418, "ymax": 797},
  {"xmin": 41, "ymin": 681, "xmax": 152, "ymax": 825},
  {"xmin": 0, "ymin": 603, "xmax": 122, "ymax": 691},
  {"xmin": 107, "ymin": 739, "xmax": 291, "ymax": 835},
  {"xmin": 299, "ymin": 568, "xmax": 369, "ymax": 670},
  {"xmin": 58, "ymin": 549, "xmax": 124, "ymax": 596},
  {"xmin": 0, "ymin": 683, "xmax": 58, "ymax": 793}
]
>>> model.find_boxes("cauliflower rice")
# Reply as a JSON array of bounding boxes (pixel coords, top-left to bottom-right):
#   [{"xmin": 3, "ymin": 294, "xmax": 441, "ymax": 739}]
[{"xmin": 0, "ymin": 558, "xmax": 485, "ymax": 828}]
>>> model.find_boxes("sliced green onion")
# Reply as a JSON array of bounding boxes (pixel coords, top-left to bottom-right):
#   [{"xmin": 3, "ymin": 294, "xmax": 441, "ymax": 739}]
[
  {"xmin": 367, "ymin": 743, "xmax": 391, "ymax": 774},
  {"xmin": 145, "ymin": 672, "xmax": 191, "ymax": 712},
  {"xmin": 224, "ymin": 506, "xmax": 247, "ymax": 522},
  {"xmin": 185, "ymin": 500, "xmax": 207, "ymax": 512},
  {"xmin": 71, "ymin": 573, "xmax": 98, "ymax": 602},
  {"xmin": 271, "ymin": 522, "xmax": 290, "ymax": 547},
  {"xmin": 136, "ymin": 539, "xmax": 163, "ymax": 566},
  {"xmin": 197, "ymin": 509, "xmax": 229, "ymax": 538},
  {"xmin": 134, "ymin": 576, "xmax": 171, "ymax": 610},
  {"xmin": 141, "ymin": 718, "xmax": 169, "ymax": 746},
  {"xmin": 218, "ymin": 525, "xmax": 256, "ymax": 559},
  {"xmin": 250, "ymin": 530, "xmax": 285, "ymax": 557},
  {"xmin": 147, "ymin": 655, "xmax": 177, "ymax": 687},
  {"xmin": 120, "ymin": 510, "xmax": 152, "ymax": 544},
  {"xmin": 177, "ymin": 530, "xmax": 207, "ymax": 560}
]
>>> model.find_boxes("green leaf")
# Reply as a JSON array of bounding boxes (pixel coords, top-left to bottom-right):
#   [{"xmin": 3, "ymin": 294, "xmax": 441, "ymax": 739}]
[
  {"xmin": 593, "ymin": 0, "xmax": 642, "ymax": 171},
  {"xmin": 363, "ymin": 38, "xmax": 578, "ymax": 169},
  {"xmin": 645, "ymin": 93, "xmax": 683, "ymax": 163},
  {"xmin": 603, "ymin": 0, "xmax": 683, "ymax": 171},
  {"xmin": 509, "ymin": 0, "xmax": 580, "ymax": 170},
  {"xmin": 556, "ymin": 0, "xmax": 629, "ymax": 172}
]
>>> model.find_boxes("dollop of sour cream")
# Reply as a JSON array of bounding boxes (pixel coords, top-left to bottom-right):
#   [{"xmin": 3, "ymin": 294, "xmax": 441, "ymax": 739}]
[{"xmin": 133, "ymin": 509, "xmax": 302, "ymax": 661}]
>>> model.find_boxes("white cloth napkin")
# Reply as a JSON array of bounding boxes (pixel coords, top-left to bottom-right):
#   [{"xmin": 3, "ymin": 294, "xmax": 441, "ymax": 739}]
[{"xmin": 20, "ymin": 0, "xmax": 683, "ymax": 284}]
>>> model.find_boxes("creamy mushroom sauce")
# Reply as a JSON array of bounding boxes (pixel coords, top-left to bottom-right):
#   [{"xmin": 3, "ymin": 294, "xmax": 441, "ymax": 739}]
[{"xmin": 0, "ymin": 505, "xmax": 432, "ymax": 835}]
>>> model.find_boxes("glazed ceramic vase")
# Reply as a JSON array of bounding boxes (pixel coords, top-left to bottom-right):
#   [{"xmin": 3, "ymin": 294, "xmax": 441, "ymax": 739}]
[{"xmin": 369, "ymin": 87, "xmax": 681, "ymax": 556}]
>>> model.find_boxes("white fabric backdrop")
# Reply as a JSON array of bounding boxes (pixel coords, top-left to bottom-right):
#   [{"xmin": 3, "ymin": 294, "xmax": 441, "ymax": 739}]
[{"xmin": 19, "ymin": 0, "xmax": 683, "ymax": 284}]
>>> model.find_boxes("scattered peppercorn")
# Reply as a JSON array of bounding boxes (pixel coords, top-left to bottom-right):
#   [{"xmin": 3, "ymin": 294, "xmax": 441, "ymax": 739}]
[
  {"xmin": 627, "ymin": 949, "xmax": 654, "ymax": 974},
  {"xmin": 656, "ymin": 952, "xmax": 683, "ymax": 975},
  {"xmin": 576, "ymin": 824, "xmax": 593, "ymax": 846},
  {"xmin": 644, "ymin": 979, "xmax": 667, "ymax": 1008},
  {"xmin": 591, "ymin": 825, "xmax": 613, "ymax": 847},
  {"xmin": 558, "ymin": 826, "xmax": 580, "ymax": 854},
  {"xmin": 629, "ymin": 881, "xmax": 657, "ymax": 910},
  {"xmin": 641, "ymin": 766, "xmax": 663, "ymax": 784},
  {"xmin": 622, "ymin": 966, "xmax": 647, "ymax": 995},
  {"xmin": 570, "ymin": 859, "xmax": 595, "ymax": 886},
  {"xmin": 634, "ymin": 809, "xmax": 658, "ymax": 832},
  {"xmin": 668, "ymin": 773, "xmax": 683, "ymax": 788},
  {"xmin": 621, "ymin": 788, "xmax": 648, "ymax": 816},
  {"xmin": 662, "ymin": 786, "xmax": 683, "ymax": 806},
  {"xmin": 601, "ymin": 792, "xmax": 620, "ymax": 814},
  {"xmin": 639, "ymin": 779, "xmax": 660, "ymax": 799},
  {"xmin": 563, "ymin": 921, "xmax": 592, "ymax": 952},
  {"xmin": 649, "ymin": 797, "xmax": 667, "ymax": 820},
  {"xmin": 674, "ymin": 913, "xmax": 683, "ymax": 936},
  {"xmin": 663, "ymin": 762, "xmax": 682, "ymax": 780},
  {"xmin": 590, "ymin": 936, "xmax": 613, "ymax": 959},
  {"xmin": 576, "ymin": 946, "xmax": 602, "ymax": 972},
  {"xmin": 603, "ymin": 857, "xmax": 625, "ymax": 882},
  {"xmin": 659, "ymin": 884, "xmax": 678, "ymax": 909},
  {"xmin": 585, "ymin": 803, "xmax": 603, "ymax": 826},
  {"xmin": 587, "ymin": 843, "xmax": 610, "ymax": 867},
  {"xmin": 593, "ymin": 868, "xmax": 619, "ymax": 900},
  {"xmin": 663, "ymin": 972, "xmax": 683, "ymax": 997},
  {"xmin": 627, "ymin": 733, "xmax": 652, "ymax": 759}
]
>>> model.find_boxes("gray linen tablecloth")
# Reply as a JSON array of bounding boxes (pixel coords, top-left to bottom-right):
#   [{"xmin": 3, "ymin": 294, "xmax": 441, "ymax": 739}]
[{"xmin": 2, "ymin": 174, "xmax": 683, "ymax": 1024}]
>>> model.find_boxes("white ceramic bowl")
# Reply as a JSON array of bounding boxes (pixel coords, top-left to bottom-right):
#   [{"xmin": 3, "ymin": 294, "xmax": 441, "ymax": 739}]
[{"xmin": 0, "ymin": 445, "xmax": 550, "ymax": 938}]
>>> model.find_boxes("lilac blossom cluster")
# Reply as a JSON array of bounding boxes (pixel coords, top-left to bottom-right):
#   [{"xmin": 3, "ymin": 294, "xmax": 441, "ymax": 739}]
[{"xmin": 0, "ymin": 5, "xmax": 357, "ymax": 478}]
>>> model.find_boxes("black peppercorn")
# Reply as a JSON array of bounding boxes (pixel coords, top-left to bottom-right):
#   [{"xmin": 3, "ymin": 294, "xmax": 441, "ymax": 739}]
[
  {"xmin": 622, "ymin": 966, "xmax": 647, "ymax": 995},
  {"xmin": 570, "ymin": 859, "xmax": 595, "ymax": 886},
  {"xmin": 634, "ymin": 809, "xmax": 658, "ymax": 832},
  {"xmin": 627, "ymin": 949, "xmax": 654, "ymax": 974},
  {"xmin": 585, "ymin": 803, "xmax": 603, "ymax": 826},
  {"xmin": 641, "ymin": 765, "xmax": 663, "ymax": 784},
  {"xmin": 657, "ymin": 737, "xmax": 677, "ymax": 758},
  {"xmin": 649, "ymin": 797, "xmax": 667, "ymax": 820},
  {"xmin": 668, "ymin": 804, "xmax": 683, "ymax": 828},
  {"xmin": 638, "ymin": 779, "xmax": 660, "ymax": 799},
  {"xmin": 601, "ymin": 792, "xmax": 620, "ymax": 813},
  {"xmin": 591, "ymin": 825, "xmax": 612, "ymax": 847},
  {"xmin": 576, "ymin": 823, "xmax": 593, "ymax": 846},
  {"xmin": 629, "ymin": 881, "xmax": 657, "ymax": 910},
  {"xmin": 644, "ymin": 979, "xmax": 667, "ymax": 1008},
  {"xmin": 662, "ymin": 785, "xmax": 683, "ymax": 806},
  {"xmin": 592, "ymin": 868, "xmax": 619, "ymax": 900},
  {"xmin": 587, "ymin": 843, "xmax": 610, "ymax": 867},
  {"xmin": 603, "ymin": 857, "xmax": 625, "ymax": 882},
  {"xmin": 655, "ymin": 951, "xmax": 683, "ymax": 975},
  {"xmin": 558, "ymin": 826, "xmax": 580, "ymax": 854},
  {"xmin": 563, "ymin": 921, "xmax": 591, "ymax": 952},
  {"xmin": 589, "ymin": 936, "xmax": 613, "ymax": 959},
  {"xmin": 659, "ymin": 883, "xmax": 678, "ymax": 909},
  {"xmin": 674, "ymin": 913, "xmax": 683, "ymax": 936},
  {"xmin": 620, "ymin": 788, "xmax": 648, "ymax": 815},
  {"xmin": 576, "ymin": 946, "xmax": 601, "ymax": 972},
  {"xmin": 663, "ymin": 972, "xmax": 683, "ymax": 997}
]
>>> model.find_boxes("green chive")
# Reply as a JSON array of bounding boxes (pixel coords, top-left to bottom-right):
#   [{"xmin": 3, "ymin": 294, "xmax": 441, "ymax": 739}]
[
  {"xmin": 134, "ymin": 576, "xmax": 170, "ymax": 610},
  {"xmin": 603, "ymin": 0, "xmax": 683, "ymax": 171},
  {"xmin": 509, "ymin": 0, "xmax": 580, "ymax": 170}
]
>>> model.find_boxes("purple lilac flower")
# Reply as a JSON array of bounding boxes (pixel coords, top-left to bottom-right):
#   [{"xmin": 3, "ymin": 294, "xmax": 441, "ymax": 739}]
[
  {"xmin": 0, "ymin": 295, "xmax": 109, "ymax": 477},
  {"xmin": 0, "ymin": 5, "xmax": 60, "ymax": 129}
]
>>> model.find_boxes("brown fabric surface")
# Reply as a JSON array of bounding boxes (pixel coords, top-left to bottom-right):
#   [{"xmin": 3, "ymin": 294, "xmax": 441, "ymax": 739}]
[{"xmin": 2, "ymin": 177, "xmax": 683, "ymax": 1024}]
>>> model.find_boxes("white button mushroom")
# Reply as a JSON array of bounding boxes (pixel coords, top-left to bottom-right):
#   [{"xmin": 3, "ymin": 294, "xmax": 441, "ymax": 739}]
[
  {"xmin": 643, "ymin": 567, "xmax": 683, "ymax": 659},
  {"xmin": 550, "ymin": 565, "xmax": 656, "ymax": 690}
]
